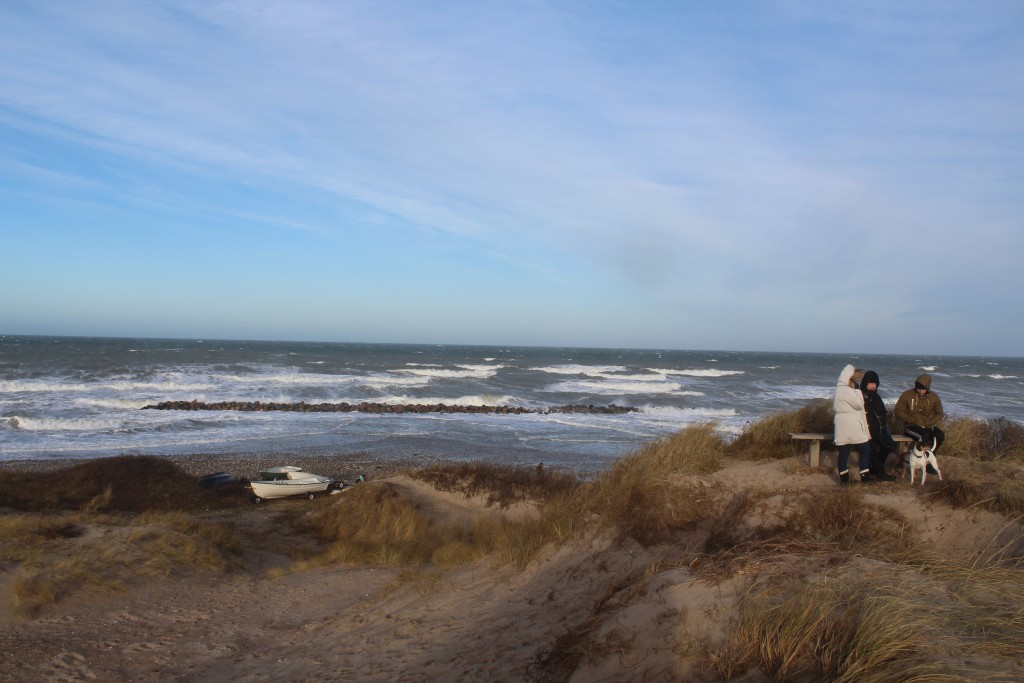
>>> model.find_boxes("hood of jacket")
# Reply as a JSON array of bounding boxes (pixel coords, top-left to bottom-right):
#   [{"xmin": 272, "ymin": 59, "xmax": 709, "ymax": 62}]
[
  {"xmin": 837, "ymin": 364, "xmax": 856, "ymax": 387},
  {"xmin": 915, "ymin": 374, "xmax": 932, "ymax": 391},
  {"xmin": 863, "ymin": 370, "xmax": 880, "ymax": 387}
]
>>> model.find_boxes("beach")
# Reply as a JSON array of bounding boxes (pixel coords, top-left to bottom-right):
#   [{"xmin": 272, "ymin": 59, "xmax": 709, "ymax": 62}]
[
  {"xmin": 2, "ymin": 445, "xmax": 1023, "ymax": 682},
  {"xmin": 3, "ymin": 337, "xmax": 1024, "ymax": 680}
]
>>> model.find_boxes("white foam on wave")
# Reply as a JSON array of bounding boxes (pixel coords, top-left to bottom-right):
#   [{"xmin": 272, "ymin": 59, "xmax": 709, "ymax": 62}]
[
  {"xmin": 0, "ymin": 379, "xmax": 219, "ymax": 393},
  {"xmin": 651, "ymin": 368, "xmax": 745, "ymax": 378},
  {"xmin": 223, "ymin": 370, "xmax": 359, "ymax": 387},
  {"xmin": 639, "ymin": 405, "xmax": 738, "ymax": 419},
  {"xmin": 545, "ymin": 379, "xmax": 697, "ymax": 395},
  {"xmin": 920, "ymin": 366, "xmax": 938, "ymax": 372},
  {"xmin": 531, "ymin": 364, "xmax": 628, "ymax": 376},
  {"xmin": 76, "ymin": 398, "xmax": 154, "ymax": 410},
  {"xmin": 396, "ymin": 364, "xmax": 505, "ymax": 380},
  {"xmin": 759, "ymin": 384, "xmax": 832, "ymax": 401},
  {"xmin": 7, "ymin": 415, "xmax": 128, "ymax": 431},
  {"xmin": 359, "ymin": 373, "xmax": 432, "ymax": 389},
  {"xmin": 990, "ymin": 374, "xmax": 1019, "ymax": 380}
]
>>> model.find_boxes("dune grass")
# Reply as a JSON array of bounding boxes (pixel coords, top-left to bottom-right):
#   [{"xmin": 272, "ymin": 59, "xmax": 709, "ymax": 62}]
[
  {"xmin": 303, "ymin": 482, "xmax": 483, "ymax": 568},
  {"xmin": 619, "ymin": 421, "xmax": 728, "ymax": 475},
  {"xmin": 714, "ymin": 576, "xmax": 945, "ymax": 682},
  {"xmin": 728, "ymin": 399, "xmax": 834, "ymax": 460},
  {"xmin": 1, "ymin": 508, "xmax": 242, "ymax": 616},
  {"xmin": 0, "ymin": 455, "xmax": 246, "ymax": 513},
  {"xmin": 710, "ymin": 543, "xmax": 1024, "ymax": 683},
  {"xmin": 4, "ymin": 403, "xmax": 1023, "ymax": 679},
  {"xmin": 304, "ymin": 423, "xmax": 732, "ymax": 569},
  {"xmin": 409, "ymin": 461, "xmax": 580, "ymax": 509},
  {"xmin": 942, "ymin": 415, "xmax": 1024, "ymax": 462}
]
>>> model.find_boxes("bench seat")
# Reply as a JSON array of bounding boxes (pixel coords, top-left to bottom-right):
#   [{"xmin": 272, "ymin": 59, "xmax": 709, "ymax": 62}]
[{"xmin": 789, "ymin": 432, "xmax": 915, "ymax": 469}]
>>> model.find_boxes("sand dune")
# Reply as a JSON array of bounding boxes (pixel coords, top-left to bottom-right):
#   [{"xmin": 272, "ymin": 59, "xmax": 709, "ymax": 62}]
[{"xmin": 2, "ymin": 456, "xmax": 1022, "ymax": 682}]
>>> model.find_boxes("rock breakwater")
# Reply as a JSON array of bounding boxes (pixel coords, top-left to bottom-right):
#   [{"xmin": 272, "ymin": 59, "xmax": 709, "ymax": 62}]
[{"xmin": 141, "ymin": 400, "xmax": 637, "ymax": 415}]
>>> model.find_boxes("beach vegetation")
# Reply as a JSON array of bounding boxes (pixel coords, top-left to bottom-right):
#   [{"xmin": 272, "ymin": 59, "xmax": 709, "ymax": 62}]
[
  {"xmin": 409, "ymin": 460, "xmax": 580, "ymax": 508},
  {"xmin": 623, "ymin": 420, "xmax": 727, "ymax": 475},
  {"xmin": 1, "ymin": 506, "xmax": 242, "ymax": 616},
  {"xmin": 303, "ymin": 482, "xmax": 482, "ymax": 568},
  {"xmin": 705, "ymin": 541, "xmax": 1024, "ymax": 682},
  {"xmin": 4, "ymin": 408, "xmax": 1024, "ymax": 679},
  {"xmin": 728, "ymin": 399, "xmax": 833, "ymax": 460},
  {"xmin": 0, "ymin": 455, "xmax": 246, "ymax": 513},
  {"xmin": 941, "ymin": 415, "xmax": 1024, "ymax": 462}
]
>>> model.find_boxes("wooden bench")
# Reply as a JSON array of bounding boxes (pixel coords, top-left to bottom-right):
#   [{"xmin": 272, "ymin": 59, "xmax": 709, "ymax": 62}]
[{"xmin": 789, "ymin": 432, "xmax": 915, "ymax": 469}]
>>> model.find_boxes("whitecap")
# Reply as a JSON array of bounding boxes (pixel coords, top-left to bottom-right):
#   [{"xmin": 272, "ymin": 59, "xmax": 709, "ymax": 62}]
[
  {"xmin": 649, "ymin": 368, "xmax": 745, "ymax": 378},
  {"xmin": 397, "ymin": 364, "xmax": 505, "ymax": 380},
  {"xmin": 531, "ymin": 364, "xmax": 628, "ymax": 376},
  {"xmin": 544, "ymin": 379, "xmax": 685, "ymax": 395},
  {"xmin": 8, "ymin": 416, "xmax": 128, "ymax": 431}
]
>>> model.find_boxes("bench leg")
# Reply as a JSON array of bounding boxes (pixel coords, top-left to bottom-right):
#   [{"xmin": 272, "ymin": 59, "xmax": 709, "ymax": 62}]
[{"xmin": 808, "ymin": 441, "xmax": 820, "ymax": 469}]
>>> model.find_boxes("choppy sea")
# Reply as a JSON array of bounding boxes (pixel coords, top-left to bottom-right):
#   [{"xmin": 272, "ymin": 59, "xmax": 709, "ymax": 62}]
[{"xmin": 1, "ymin": 336, "xmax": 1022, "ymax": 471}]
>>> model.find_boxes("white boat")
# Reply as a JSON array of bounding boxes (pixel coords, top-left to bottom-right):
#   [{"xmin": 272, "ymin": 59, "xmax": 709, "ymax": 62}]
[{"xmin": 247, "ymin": 466, "xmax": 334, "ymax": 503}]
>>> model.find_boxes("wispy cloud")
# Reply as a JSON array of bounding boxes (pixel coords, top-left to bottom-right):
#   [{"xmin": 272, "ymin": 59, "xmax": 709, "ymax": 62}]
[{"xmin": 1, "ymin": 1, "xmax": 1022, "ymax": 352}]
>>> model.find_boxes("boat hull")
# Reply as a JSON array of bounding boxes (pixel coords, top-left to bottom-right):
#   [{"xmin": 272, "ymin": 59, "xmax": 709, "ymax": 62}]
[{"xmin": 249, "ymin": 479, "xmax": 331, "ymax": 500}]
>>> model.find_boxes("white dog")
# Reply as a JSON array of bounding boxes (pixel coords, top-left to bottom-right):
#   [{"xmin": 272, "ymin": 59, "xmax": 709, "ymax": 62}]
[{"xmin": 905, "ymin": 438, "xmax": 942, "ymax": 485}]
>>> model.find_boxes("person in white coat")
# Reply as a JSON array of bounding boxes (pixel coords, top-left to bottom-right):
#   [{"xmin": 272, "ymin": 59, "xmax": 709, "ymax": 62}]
[{"xmin": 833, "ymin": 364, "xmax": 872, "ymax": 485}]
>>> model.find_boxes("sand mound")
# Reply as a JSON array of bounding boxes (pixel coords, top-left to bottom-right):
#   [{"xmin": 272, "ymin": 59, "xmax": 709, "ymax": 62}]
[{"xmin": 1, "ymin": 456, "xmax": 1022, "ymax": 682}]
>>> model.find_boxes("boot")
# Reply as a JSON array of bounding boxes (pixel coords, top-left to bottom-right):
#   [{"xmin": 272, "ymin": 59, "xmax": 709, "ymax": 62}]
[
  {"xmin": 859, "ymin": 468, "xmax": 874, "ymax": 483},
  {"xmin": 873, "ymin": 467, "xmax": 895, "ymax": 482},
  {"xmin": 839, "ymin": 470, "xmax": 850, "ymax": 486}
]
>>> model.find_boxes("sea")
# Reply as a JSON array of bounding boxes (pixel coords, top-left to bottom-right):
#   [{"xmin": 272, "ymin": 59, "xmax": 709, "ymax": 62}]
[{"xmin": 1, "ymin": 335, "xmax": 1022, "ymax": 472}]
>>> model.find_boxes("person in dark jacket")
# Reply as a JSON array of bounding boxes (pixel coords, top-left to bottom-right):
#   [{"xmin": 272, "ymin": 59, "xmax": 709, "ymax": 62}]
[
  {"xmin": 894, "ymin": 374, "xmax": 945, "ymax": 452},
  {"xmin": 894, "ymin": 373, "xmax": 944, "ymax": 475},
  {"xmin": 861, "ymin": 370, "xmax": 896, "ymax": 481}
]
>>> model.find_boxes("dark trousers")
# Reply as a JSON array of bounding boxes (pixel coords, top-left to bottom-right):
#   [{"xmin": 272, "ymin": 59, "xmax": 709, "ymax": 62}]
[
  {"xmin": 904, "ymin": 425, "xmax": 945, "ymax": 453},
  {"xmin": 838, "ymin": 442, "xmax": 871, "ymax": 475},
  {"xmin": 868, "ymin": 440, "xmax": 892, "ymax": 474}
]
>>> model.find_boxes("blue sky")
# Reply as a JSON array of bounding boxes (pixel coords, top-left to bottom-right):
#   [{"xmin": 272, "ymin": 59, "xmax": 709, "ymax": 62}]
[{"xmin": 2, "ymin": 1, "xmax": 1022, "ymax": 356}]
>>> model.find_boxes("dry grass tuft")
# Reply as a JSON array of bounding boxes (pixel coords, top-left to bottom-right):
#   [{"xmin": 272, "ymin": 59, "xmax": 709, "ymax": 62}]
[
  {"xmin": 3, "ymin": 508, "xmax": 242, "ymax": 616},
  {"xmin": 129, "ymin": 511, "xmax": 242, "ymax": 574},
  {"xmin": 410, "ymin": 461, "xmax": 579, "ymax": 508},
  {"xmin": 624, "ymin": 421, "xmax": 727, "ymax": 475},
  {"xmin": 576, "ymin": 423, "xmax": 729, "ymax": 546},
  {"xmin": 728, "ymin": 400, "xmax": 833, "ymax": 460},
  {"xmin": 0, "ymin": 455, "xmax": 246, "ymax": 512},
  {"xmin": 942, "ymin": 416, "xmax": 1024, "ymax": 462},
  {"xmin": 930, "ymin": 476, "xmax": 1024, "ymax": 517},
  {"xmin": 715, "ymin": 576, "xmax": 945, "ymax": 682},
  {"xmin": 305, "ymin": 482, "xmax": 479, "ymax": 567},
  {"xmin": 583, "ymin": 474, "xmax": 721, "ymax": 547},
  {"xmin": 696, "ymin": 488, "xmax": 917, "ymax": 583},
  {"xmin": 712, "ymin": 543, "xmax": 1024, "ymax": 683}
]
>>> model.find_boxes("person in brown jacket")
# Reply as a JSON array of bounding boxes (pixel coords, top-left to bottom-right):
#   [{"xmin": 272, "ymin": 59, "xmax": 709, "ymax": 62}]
[{"xmin": 894, "ymin": 374, "xmax": 945, "ymax": 464}]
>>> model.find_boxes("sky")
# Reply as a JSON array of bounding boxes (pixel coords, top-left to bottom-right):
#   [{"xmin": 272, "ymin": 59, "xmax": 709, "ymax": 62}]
[{"xmin": 1, "ymin": 1, "xmax": 1022, "ymax": 356}]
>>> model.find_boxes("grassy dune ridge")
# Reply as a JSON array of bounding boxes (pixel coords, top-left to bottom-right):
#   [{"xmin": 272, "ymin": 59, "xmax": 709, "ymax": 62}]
[{"xmin": 2, "ymin": 407, "xmax": 1023, "ymax": 680}]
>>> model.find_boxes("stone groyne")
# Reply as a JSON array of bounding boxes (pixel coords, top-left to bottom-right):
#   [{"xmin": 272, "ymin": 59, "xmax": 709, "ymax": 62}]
[{"xmin": 141, "ymin": 400, "xmax": 637, "ymax": 415}]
